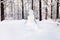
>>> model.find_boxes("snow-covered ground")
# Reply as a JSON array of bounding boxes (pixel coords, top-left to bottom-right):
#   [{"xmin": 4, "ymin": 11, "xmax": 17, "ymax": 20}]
[{"xmin": 0, "ymin": 19, "xmax": 60, "ymax": 40}]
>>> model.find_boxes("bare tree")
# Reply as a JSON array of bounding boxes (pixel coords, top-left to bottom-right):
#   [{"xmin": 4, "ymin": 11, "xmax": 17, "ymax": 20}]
[
  {"xmin": 56, "ymin": 0, "xmax": 59, "ymax": 19},
  {"xmin": 51, "ymin": 0, "xmax": 53, "ymax": 19},
  {"xmin": 39, "ymin": 0, "xmax": 42, "ymax": 21},
  {"xmin": 21, "ymin": 0, "xmax": 24, "ymax": 19},
  {"xmin": 45, "ymin": 0, "xmax": 48, "ymax": 20},
  {"xmin": 1, "ymin": 0, "xmax": 4, "ymax": 21},
  {"xmin": 32, "ymin": 0, "xmax": 33, "ymax": 10},
  {"xmin": 45, "ymin": 7, "xmax": 48, "ymax": 20}
]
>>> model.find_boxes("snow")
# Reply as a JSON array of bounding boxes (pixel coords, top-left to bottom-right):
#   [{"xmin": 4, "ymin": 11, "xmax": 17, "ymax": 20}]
[
  {"xmin": 26, "ymin": 10, "xmax": 39, "ymax": 31},
  {"xmin": 0, "ymin": 19, "xmax": 60, "ymax": 40}
]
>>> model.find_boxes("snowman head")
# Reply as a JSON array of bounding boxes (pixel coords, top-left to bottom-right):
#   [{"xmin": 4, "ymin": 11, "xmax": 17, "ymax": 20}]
[{"xmin": 28, "ymin": 9, "xmax": 33, "ymax": 15}]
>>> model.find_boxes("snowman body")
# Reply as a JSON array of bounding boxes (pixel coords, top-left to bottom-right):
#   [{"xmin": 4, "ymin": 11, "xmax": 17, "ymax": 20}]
[
  {"xmin": 26, "ymin": 10, "xmax": 39, "ymax": 31},
  {"xmin": 27, "ymin": 10, "xmax": 34, "ymax": 23}
]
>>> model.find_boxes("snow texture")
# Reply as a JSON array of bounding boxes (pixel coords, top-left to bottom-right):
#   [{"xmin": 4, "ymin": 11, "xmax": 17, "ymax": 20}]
[{"xmin": 0, "ymin": 19, "xmax": 60, "ymax": 40}]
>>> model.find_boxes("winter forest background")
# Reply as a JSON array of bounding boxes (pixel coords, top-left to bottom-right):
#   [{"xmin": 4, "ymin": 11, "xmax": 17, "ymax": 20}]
[
  {"xmin": 0, "ymin": 0, "xmax": 60, "ymax": 22},
  {"xmin": 0, "ymin": 0, "xmax": 60, "ymax": 40}
]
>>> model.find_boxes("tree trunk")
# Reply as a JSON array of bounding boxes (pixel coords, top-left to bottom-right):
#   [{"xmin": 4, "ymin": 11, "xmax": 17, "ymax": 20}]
[
  {"xmin": 39, "ymin": 0, "xmax": 42, "ymax": 21},
  {"xmin": 45, "ymin": 8, "xmax": 48, "ymax": 20},
  {"xmin": 32, "ymin": 0, "xmax": 33, "ymax": 10},
  {"xmin": 56, "ymin": 0, "xmax": 59, "ymax": 19},
  {"xmin": 51, "ymin": 0, "xmax": 53, "ymax": 19},
  {"xmin": 22, "ymin": 0, "xmax": 24, "ymax": 19},
  {"xmin": 1, "ymin": 0, "xmax": 4, "ymax": 21}
]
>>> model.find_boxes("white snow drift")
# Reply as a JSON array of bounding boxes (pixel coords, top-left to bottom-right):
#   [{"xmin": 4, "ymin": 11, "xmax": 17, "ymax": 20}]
[{"xmin": 0, "ymin": 19, "xmax": 60, "ymax": 40}]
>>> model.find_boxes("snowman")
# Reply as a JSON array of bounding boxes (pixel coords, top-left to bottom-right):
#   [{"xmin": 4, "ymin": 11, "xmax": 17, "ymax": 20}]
[{"xmin": 26, "ymin": 9, "xmax": 39, "ymax": 31}]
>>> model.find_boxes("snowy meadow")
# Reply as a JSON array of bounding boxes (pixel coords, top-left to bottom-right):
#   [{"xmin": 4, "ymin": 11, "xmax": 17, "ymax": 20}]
[{"xmin": 0, "ymin": 19, "xmax": 60, "ymax": 40}]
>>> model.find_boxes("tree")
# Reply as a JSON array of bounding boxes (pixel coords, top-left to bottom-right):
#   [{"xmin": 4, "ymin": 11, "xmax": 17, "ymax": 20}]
[
  {"xmin": 51, "ymin": 0, "xmax": 53, "ymax": 19},
  {"xmin": 1, "ymin": 0, "xmax": 4, "ymax": 21},
  {"xmin": 44, "ymin": 0, "xmax": 48, "ymax": 20},
  {"xmin": 39, "ymin": 0, "xmax": 42, "ymax": 21},
  {"xmin": 32, "ymin": 0, "xmax": 33, "ymax": 10},
  {"xmin": 45, "ymin": 7, "xmax": 48, "ymax": 20},
  {"xmin": 56, "ymin": 0, "xmax": 59, "ymax": 19},
  {"xmin": 21, "ymin": 0, "xmax": 24, "ymax": 19}
]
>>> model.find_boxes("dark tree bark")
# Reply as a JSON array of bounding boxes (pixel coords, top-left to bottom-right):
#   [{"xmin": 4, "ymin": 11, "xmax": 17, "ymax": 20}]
[
  {"xmin": 22, "ymin": 0, "xmax": 24, "ymax": 19},
  {"xmin": 39, "ymin": 0, "xmax": 42, "ymax": 21},
  {"xmin": 45, "ymin": 8, "xmax": 48, "ymax": 20},
  {"xmin": 51, "ymin": 0, "xmax": 53, "ymax": 19},
  {"xmin": 32, "ymin": 0, "xmax": 33, "ymax": 10},
  {"xmin": 56, "ymin": 0, "xmax": 59, "ymax": 19},
  {"xmin": 1, "ymin": 0, "xmax": 4, "ymax": 21}
]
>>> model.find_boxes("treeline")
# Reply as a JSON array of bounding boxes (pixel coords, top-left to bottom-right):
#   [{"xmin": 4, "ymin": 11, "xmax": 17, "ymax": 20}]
[{"xmin": 0, "ymin": 0, "xmax": 60, "ymax": 21}]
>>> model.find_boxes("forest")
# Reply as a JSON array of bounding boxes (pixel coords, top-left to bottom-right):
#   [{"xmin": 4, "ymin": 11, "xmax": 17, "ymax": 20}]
[{"xmin": 0, "ymin": 0, "xmax": 60, "ymax": 22}]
